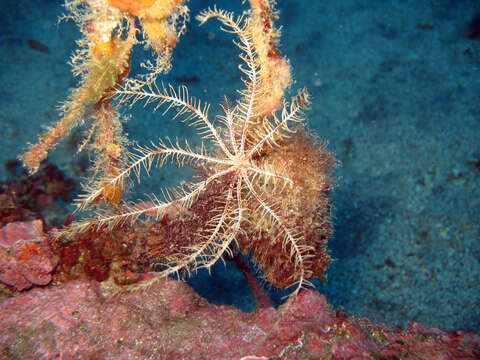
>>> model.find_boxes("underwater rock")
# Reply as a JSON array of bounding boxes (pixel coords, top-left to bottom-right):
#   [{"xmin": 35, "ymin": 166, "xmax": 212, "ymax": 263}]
[
  {"xmin": 0, "ymin": 220, "xmax": 58, "ymax": 290},
  {"xmin": 0, "ymin": 279, "xmax": 478, "ymax": 359}
]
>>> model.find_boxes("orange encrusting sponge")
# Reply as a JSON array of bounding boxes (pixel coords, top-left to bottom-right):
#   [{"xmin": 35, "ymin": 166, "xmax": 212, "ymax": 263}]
[{"xmin": 108, "ymin": 0, "xmax": 156, "ymax": 16}]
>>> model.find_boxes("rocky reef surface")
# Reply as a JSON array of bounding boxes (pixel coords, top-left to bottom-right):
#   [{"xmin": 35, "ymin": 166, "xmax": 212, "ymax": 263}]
[{"xmin": 0, "ymin": 227, "xmax": 479, "ymax": 359}]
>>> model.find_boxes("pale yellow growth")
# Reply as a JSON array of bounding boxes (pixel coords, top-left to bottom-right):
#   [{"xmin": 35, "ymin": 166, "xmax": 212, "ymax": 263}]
[
  {"xmin": 247, "ymin": 0, "xmax": 292, "ymax": 116},
  {"xmin": 138, "ymin": 0, "xmax": 189, "ymax": 79},
  {"xmin": 20, "ymin": 0, "xmax": 189, "ymax": 175}
]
